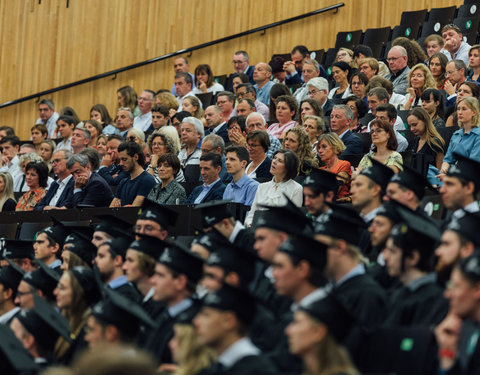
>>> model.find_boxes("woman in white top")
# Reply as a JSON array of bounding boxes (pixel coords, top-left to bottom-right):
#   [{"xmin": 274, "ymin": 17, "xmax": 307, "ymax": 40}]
[
  {"xmin": 245, "ymin": 149, "xmax": 303, "ymax": 226},
  {"xmin": 192, "ymin": 64, "xmax": 225, "ymax": 95},
  {"xmin": 328, "ymin": 62, "xmax": 352, "ymax": 100}
]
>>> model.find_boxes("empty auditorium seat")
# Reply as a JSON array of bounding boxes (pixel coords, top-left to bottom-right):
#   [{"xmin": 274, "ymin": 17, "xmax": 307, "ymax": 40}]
[
  {"xmin": 310, "ymin": 49, "xmax": 325, "ymax": 65},
  {"xmin": 196, "ymin": 92, "xmax": 214, "ymax": 109},
  {"xmin": 419, "ymin": 19, "xmax": 448, "ymax": 38},
  {"xmin": 0, "ymin": 223, "xmax": 18, "ymax": 240},
  {"xmin": 334, "ymin": 30, "xmax": 363, "ymax": 50},
  {"xmin": 391, "ymin": 9, "xmax": 428, "ymax": 40},
  {"xmin": 453, "ymin": 16, "xmax": 480, "ymax": 44},
  {"xmin": 214, "ymin": 74, "xmax": 227, "ymax": 87},
  {"xmin": 322, "ymin": 48, "xmax": 337, "ymax": 70},
  {"xmin": 362, "ymin": 27, "xmax": 391, "ymax": 59},
  {"xmin": 457, "ymin": 3, "xmax": 479, "ymax": 18},
  {"xmin": 427, "ymin": 6, "xmax": 457, "ymax": 24},
  {"xmin": 18, "ymin": 222, "xmax": 52, "ymax": 240}
]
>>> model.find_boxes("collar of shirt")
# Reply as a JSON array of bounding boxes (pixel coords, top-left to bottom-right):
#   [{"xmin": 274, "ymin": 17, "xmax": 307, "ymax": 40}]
[
  {"xmin": 229, "ymin": 220, "xmax": 245, "ymax": 243},
  {"xmin": 48, "ymin": 259, "xmax": 62, "ymax": 269},
  {"xmin": 338, "ymin": 129, "xmax": 349, "ymax": 139},
  {"xmin": 213, "ymin": 122, "xmax": 226, "ymax": 134},
  {"xmin": 59, "ymin": 174, "xmax": 73, "ymax": 184},
  {"xmin": 391, "ymin": 66, "xmax": 407, "ymax": 79},
  {"xmin": 335, "ymin": 263, "xmax": 365, "ymax": 287},
  {"xmin": 453, "ymin": 201, "xmax": 480, "ymax": 219},
  {"xmin": 362, "ymin": 206, "xmax": 381, "ymax": 223},
  {"xmin": 203, "ymin": 178, "xmax": 220, "ymax": 189},
  {"xmin": 407, "ymin": 272, "xmax": 436, "ymax": 292},
  {"xmin": 143, "ymin": 287, "xmax": 155, "ymax": 303},
  {"xmin": 218, "ymin": 337, "xmax": 260, "ymax": 368},
  {"xmin": 168, "ymin": 298, "xmax": 193, "ymax": 318},
  {"xmin": 264, "ymin": 266, "xmax": 274, "ymax": 284},
  {"xmin": 108, "ymin": 275, "xmax": 128, "ymax": 289},
  {"xmin": 231, "ymin": 173, "xmax": 251, "ymax": 189},
  {"xmin": 0, "ymin": 306, "xmax": 20, "ymax": 324}
]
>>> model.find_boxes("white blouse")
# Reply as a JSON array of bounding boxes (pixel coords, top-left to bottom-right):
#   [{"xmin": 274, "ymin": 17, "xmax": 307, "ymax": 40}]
[{"xmin": 244, "ymin": 178, "xmax": 303, "ymax": 226}]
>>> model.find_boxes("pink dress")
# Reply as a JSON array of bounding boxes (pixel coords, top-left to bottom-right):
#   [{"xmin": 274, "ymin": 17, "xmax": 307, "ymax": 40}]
[{"xmin": 267, "ymin": 120, "xmax": 298, "ymax": 139}]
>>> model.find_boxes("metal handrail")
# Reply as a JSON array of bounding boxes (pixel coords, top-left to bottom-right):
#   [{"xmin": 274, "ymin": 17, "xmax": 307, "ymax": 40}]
[{"xmin": 0, "ymin": 2, "xmax": 344, "ymax": 109}]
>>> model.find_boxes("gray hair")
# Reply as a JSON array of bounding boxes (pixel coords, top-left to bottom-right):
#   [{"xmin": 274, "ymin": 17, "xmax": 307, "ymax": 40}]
[
  {"xmin": 18, "ymin": 152, "xmax": 43, "ymax": 168},
  {"xmin": 307, "ymin": 77, "xmax": 329, "ymax": 93},
  {"xmin": 118, "ymin": 107, "xmax": 134, "ymax": 119},
  {"xmin": 391, "ymin": 45, "xmax": 408, "ymax": 57},
  {"xmin": 182, "ymin": 117, "xmax": 204, "ymax": 138},
  {"xmin": 53, "ymin": 149, "xmax": 73, "ymax": 161},
  {"xmin": 448, "ymin": 59, "xmax": 467, "ymax": 73},
  {"xmin": 206, "ymin": 105, "xmax": 222, "ymax": 114},
  {"xmin": 39, "ymin": 99, "xmax": 54, "ymax": 110},
  {"xmin": 66, "ymin": 153, "xmax": 90, "ymax": 169},
  {"xmin": 367, "ymin": 87, "xmax": 389, "ymax": 102},
  {"xmin": 303, "ymin": 58, "xmax": 320, "ymax": 71},
  {"xmin": 74, "ymin": 126, "xmax": 92, "ymax": 140},
  {"xmin": 203, "ymin": 134, "xmax": 225, "ymax": 154},
  {"xmin": 246, "ymin": 112, "xmax": 266, "ymax": 126},
  {"xmin": 333, "ymin": 104, "xmax": 353, "ymax": 122}
]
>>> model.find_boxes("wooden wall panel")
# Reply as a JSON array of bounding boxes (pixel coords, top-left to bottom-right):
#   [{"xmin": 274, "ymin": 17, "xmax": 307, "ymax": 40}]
[{"xmin": 0, "ymin": 0, "xmax": 463, "ymax": 138}]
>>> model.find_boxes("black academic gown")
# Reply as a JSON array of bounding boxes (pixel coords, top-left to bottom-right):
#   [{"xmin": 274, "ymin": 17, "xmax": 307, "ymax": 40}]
[
  {"xmin": 332, "ymin": 273, "xmax": 387, "ymax": 329},
  {"xmin": 385, "ymin": 275, "xmax": 448, "ymax": 327},
  {"xmin": 142, "ymin": 300, "xmax": 199, "ymax": 365},
  {"xmin": 250, "ymin": 303, "xmax": 284, "ymax": 352},
  {"xmin": 205, "ymin": 355, "xmax": 277, "ymax": 375},
  {"xmin": 112, "ymin": 283, "xmax": 142, "ymax": 304},
  {"xmin": 252, "ymin": 271, "xmax": 292, "ymax": 318}
]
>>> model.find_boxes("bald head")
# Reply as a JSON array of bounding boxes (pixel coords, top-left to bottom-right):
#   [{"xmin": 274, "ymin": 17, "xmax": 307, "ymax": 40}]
[
  {"xmin": 253, "ymin": 62, "xmax": 272, "ymax": 85},
  {"xmin": 387, "ymin": 46, "xmax": 408, "ymax": 74},
  {"xmin": 246, "ymin": 112, "xmax": 267, "ymax": 133}
]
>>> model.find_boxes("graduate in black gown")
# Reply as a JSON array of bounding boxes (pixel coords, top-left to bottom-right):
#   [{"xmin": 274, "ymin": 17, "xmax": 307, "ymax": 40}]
[
  {"xmin": 383, "ymin": 206, "xmax": 448, "ymax": 327},
  {"xmin": 193, "ymin": 284, "xmax": 276, "ymax": 375}
]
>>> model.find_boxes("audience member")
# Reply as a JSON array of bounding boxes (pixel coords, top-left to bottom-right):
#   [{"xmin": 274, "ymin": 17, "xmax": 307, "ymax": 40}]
[
  {"xmin": 284, "ymin": 45, "xmax": 311, "ymax": 84},
  {"xmin": 223, "ymin": 146, "xmax": 259, "ymax": 206},
  {"xmin": 145, "ymin": 105, "xmax": 170, "ymax": 137},
  {"xmin": 232, "ymin": 50, "xmax": 255, "ymax": 83},
  {"xmin": 392, "ymin": 36, "xmax": 427, "ymax": 68},
  {"xmin": 442, "ymin": 24, "xmax": 471, "ymax": 64},
  {"xmin": 186, "ymin": 152, "xmax": 226, "ymax": 204},
  {"xmin": 446, "ymin": 81, "xmax": 480, "ymax": 127},
  {"xmin": 90, "ymin": 104, "xmax": 117, "ymax": 135},
  {"xmin": 420, "ymin": 88, "xmax": 446, "ymax": 128},
  {"xmin": 14, "ymin": 153, "xmax": 47, "ymax": 193},
  {"xmin": 283, "ymin": 126, "xmax": 318, "ymax": 177},
  {"xmin": 359, "ymin": 57, "xmax": 379, "ymax": 80},
  {"xmin": 56, "ymin": 115, "xmax": 75, "ymax": 151},
  {"xmin": 428, "ymin": 52, "xmax": 448, "ymax": 89},
  {"xmin": 71, "ymin": 126, "xmax": 91, "ymax": 154},
  {"xmin": 117, "ymin": 86, "xmax": 140, "ymax": 116},
  {"xmin": 328, "ymin": 62, "xmax": 352, "ymax": 100},
  {"xmin": 233, "ymin": 83, "xmax": 269, "ymax": 120},
  {"xmin": 0, "ymin": 126, "xmax": 15, "ymax": 140},
  {"xmin": 235, "ymin": 98, "xmax": 255, "ymax": 119},
  {"xmin": 444, "ymin": 59, "xmax": 467, "ymax": 107},
  {"xmin": 373, "ymin": 103, "xmax": 408, "ymax": 152},
  {"xmin": 178, "ymin": 117, "xmax": 204, "ymax": 182},
  {"xmin": 246, "ymin": 112, "xmax": 281, "ymax": 158},
  {"xmin": 16, "ymin": 161, "xmax": 48, "ymax": 211},
  {"xmin": 253, "ymin": 62, "xmax": 274, "ymax": 106},
  {"xmin": 292, "ymin": 58, "xmax": 321, "ymax": 104},
  {"xmin": 468, "ymin": 44, "xmax": 480, "ymax": 82},
  {"xmin": 346, "ymin": 96, "xmax": 368, "ymax": 133},
  {"xmin": 110, "ymin": 142, "xmax": 156, "ymax": 207},
  {"xmin": 66, "ymin": 153, "xmax": 113, "ymax": 208},
  {"xmin": 424, "ymin": 34, "xmax": 444, "ymax": 59},
  {"xmin": 35, "ymin": 99, "xmax": 59, "ymax": 139},
  {"xmin": 386, "ymin": 45, "xmax": 410, "ymax": 95},
  {"xmin": 303, "ymin": 168, "xmax": 338, "ymax": 221},
  {"xmin": 82, "ymin": 120, "xmax": 101, "ymax": 148},
  {"xmin": 17, "ymin": 143, "xmax": 36, "ymax": 158},
  {"xmin": 367, "ymin": 87, "xmax": 406, "ymax": 133},
  {"xmin": 329, "ymin": 105, "xmax": 363, "ymax": 156},
  {"xmin": 98, "ymin": 134, "xmax": 129, "ymax": 186},
  {"xmin": 303, "ymin": 114, "xmax": 325, "ymax": 150},
  {"xmin": 216, "ymin": 91, "xmax": 236, "ymax": 121},
  {"xmin": 245, "ymin": 130, "xmax": 273, "ymax": 180},
  {"xmin": 170, "ymin": 57, "xmax": 194, "ymax": 97},
  {"xmin": 227, "ymin": 116, "xmax": 248, "ymax": 146},
  {"xmin": 317, "ymin": 133, "xmax": 351, "ymax": 198},
  {"xmin": 175, "ymin": 72, "xmax": 197, "ymax": 112},
  {"xmin": 267, "ymin": 95, "xmax": 298, "ymax": 139},
  {"xmin": 0, "ymin": 135, "xmax": 21, "ymax": 179},
  {"xmin": 192, "ymin": 63, "xmax": 225, "ymax": 94},
  {"xmin": 146, "ymin": 131, "xmax": 183, "ymax": 182},
  {"xmin": 230, "ymin": 72, "xmax": 250, "ymax": 93},
  {"xmin": 350, "ymin": 71, "xmax": 369, "ymax": 100},
  {"xmin": 0, "ymin": 172, "xmax": 16, "ymax": 212},
  {"xmin": 147, "ymin": 153, "xmax": 186, "ymax": 205},
  {"xmin": 31, "ymin": 124, "xmax": 48, "ymax": 153},
  {"xmin": 245, "ymin": 149, "xmax": 302, "ymax": 226},
  {"xmin": 204, "ymin": 105, "xmax": 228, "ymax": 143},
  {"xmin": 181, "ymin": 96, "xmax": 205, "ymax": 122},
  {"xmin": 403, "ymin": 63, "xmax": 436, "ymax": 110},
  {"xmin": 307, "ymin": 77, "xmax": 334, "ymax": 117},
  {"xmin": 298, "ymin": 98, "xmax": 323, "ymax": 124}
]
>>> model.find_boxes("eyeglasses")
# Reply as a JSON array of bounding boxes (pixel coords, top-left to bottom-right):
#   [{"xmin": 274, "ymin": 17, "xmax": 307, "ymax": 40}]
[
  {"xmin": 51, "ymin": 158, "xmax": 65, "ymax": 165},
  {"xmin": 370, "ymin": 128, "xmax": 385, "ymax": 134},
  {"xmin": 351, "ymin": 81, "xmax": 364, "ymax": 86},
  {"xmin": 445, "ymin": 69, "xmax": 459, "ymax": 76},
  {"xmin": 247, "ymin": 143, "xmax": 261, "ymax": 149},
  {"xmin": 138, "ymin": 97, "xmax": 152, "ymax": 102},
  {"xmin": 386, "ymin": 57, "xmax": 401, "ymax": 62},
  {"xmin": 309, "ymin": 89, "xmax": 320, "ymax": 96}
]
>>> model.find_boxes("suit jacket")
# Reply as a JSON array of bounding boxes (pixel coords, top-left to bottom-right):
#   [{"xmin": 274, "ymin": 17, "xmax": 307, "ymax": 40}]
[
  {"xmin": 186, "ymin": 179, "xmax": 226, "ymax": 204},
  {"xmin": 340, "ymin": 130, "xmax": 364, "ymax": 156},
  {"xmin": 35, "ymin": 177, "xmax": 74, "ymax": 210},
  {"xmin": 70, "ymin": 172, "xmax": 114, "ymax": 207},
  {"xmin": 322, "ymin": 98, "xmax": 335, "ymax": 117},
  {"xmin": 214, "ymin": 123, "xmax": 229, "ymax": 144},
  {"xmin": 98, "ymin": 164, "xmax": 129, "ymax": 186},
  {"xmin": 387, "ymin": 66, "xmax": 410, "ymax": 95}
]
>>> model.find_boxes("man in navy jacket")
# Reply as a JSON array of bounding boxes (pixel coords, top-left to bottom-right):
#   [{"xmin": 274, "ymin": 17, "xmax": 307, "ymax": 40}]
[
  {"xmin": 330, "ymin": 104, "xmax": 363, "ymax": 156},
  {"xmin": 186, "ymin": 153, "xmax": 225, "ymax": 204}
]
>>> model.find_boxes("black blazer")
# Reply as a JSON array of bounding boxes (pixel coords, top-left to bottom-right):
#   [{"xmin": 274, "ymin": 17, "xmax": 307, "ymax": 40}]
[
  {"xmin": 98, "ymin": 164, "xmax": 129, "ymax": 186},
  {"xmin": 70, "ymin": 172, "xmax": 114, "ymax": 207},
  {"xmin": 185, "ymin": 179, "xmax": 226, "ymax": 204},
  {"xmin": 35, "ymin": 177, "xmax": 75, "ymax": 210},
  {"xmin": 341, "ymin": 130, "xmax": 364, "ymax": 156}
]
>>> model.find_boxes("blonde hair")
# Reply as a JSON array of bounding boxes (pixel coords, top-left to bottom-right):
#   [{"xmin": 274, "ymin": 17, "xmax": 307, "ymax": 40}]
[
  {"xmin": 408, "ymin": 63, "xmax": 436, "ymax": 92},
  {"xmin": 155, "ymin": 92, "xmax": 179, "ymax": 110},
  {"xmin": 159, "ymin": 126, "xmax": 182, "ymax": 153},
  {"xmin": 358, "ymin": 58, "xmax": 379, "ymax": 74},
  {"xmin": 408, "ymin": 108, "xmax": 445, "ymax": 152},
  {"xmin": 0, "ymin": 172, "xmax": 15, "ymax": 211},
  {"xmin": 317, "ymin": 133, "xmax": 346, "ymax": 155},
  {"xmin": 172, "ymin": 324, "xmax": 216, "ymax": 375},
  {"xmin": 457, "ymin": 97, "xmax": 480, "ymax": 128},
  {"xmin": 182, "ymin": 96, "xmax": 205, "ymax": 120},
  {"xmin": 126, "ymin": 128, "xmax": 146, "ymax": 145},
  {"xmin": 283, "ymin": 126, "xmax": 319, "ymax": 174}
]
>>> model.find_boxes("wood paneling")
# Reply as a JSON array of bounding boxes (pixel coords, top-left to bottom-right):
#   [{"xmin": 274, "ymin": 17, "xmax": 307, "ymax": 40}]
[{"xmin": 0, "ymin": 0, "xmax": 463, "ymax": 138}]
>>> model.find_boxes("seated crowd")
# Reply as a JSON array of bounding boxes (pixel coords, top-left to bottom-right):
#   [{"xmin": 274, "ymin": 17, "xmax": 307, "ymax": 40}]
[{"xmin": 0, "ymin": 22, "xmax": 480, "ymax": 375}]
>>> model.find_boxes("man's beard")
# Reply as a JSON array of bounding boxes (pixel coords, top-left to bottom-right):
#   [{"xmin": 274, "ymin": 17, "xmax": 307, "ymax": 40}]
[{"xmin": 435, "ymin": 255, "xmax": 460, "ymax": 284}]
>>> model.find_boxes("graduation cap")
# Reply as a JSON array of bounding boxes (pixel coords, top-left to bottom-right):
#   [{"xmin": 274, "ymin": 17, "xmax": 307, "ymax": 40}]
[
  {"xmin": 66, "ymin": 230, "xmax": 97, "ymax": 266},
  {"xmin": 128, "ymin": 234, "xmax": 169, "ymax": 260},
  {"xmin": 360, "ymin": 157, "xmax": 395, "ymax": 192},
  {"xmin": 194, "ymin": 200, "xmax": 235, "ymax": 228},
  {"xmin": 300, "ymin": 294, "xmax": 354, "ymax": 343},
  {"xmin": 254, "ymin": 196, "xmax": 313, "ymax": 236},
  {"xmin": 279, "ymin": 233, "xmax": 328, "ymax": 271},
  {"xmin": 207, "ymin": 242, "xmax": 259, "ymax": 285},
  {"xmin": 314, "ymin": 204, "xmax": 367, "ymax": 246},
  {"xmin": 0, "ymin": 263, "xmax": 24, "ymax": 293},
  {"xmin": 22, "ymin": 260, "xmax": 59, "ymax": 302},
  {"xmin": 302, "ymin": 168, "xmax": 340, "ymax": 192},
  {"xmin": 389, "ymin": 165, "xmax": 433, "ymax": 199},
  {"xmin": 158, "ymin": 243, "xmax": 204, "ymax": 284},
  {"xmin": 375, "ymin": 199, "xmax": 406, "ymax": 225},
  {"xmin": 91, "ymin": 288, "xmax": 157, "ymax": 338},
  {"xmin": 138, "ymin": 199, "xmax": 179, "ymax": 229},
  {"xmin": 0, "ymin": 239, "xmax": 34, "ymax": 260},
  {"xmin": 0, "ymin": 325, "xmax": 38, "ymax": 374},
  {"xmin": 390, "ymin": 204, "xmax": 442, "ymax": 258},
  {"xmin": 458, "ymin": 253, "xmax": 480, "ymax": 283},
  {"xmin": 202, "ymin": 283, "xmax": 256, "ymax": 326},
  {"xmin": 39, "ymin": 224, "xmax": 68, "ymax": 247},
  {"xmin": 102, "ymin": 236, "xmax": 134, "ymax": 260},
  {"xmin": 446, "ymin": 153, "xmax": 480, "ymax": 188},
  {"xmin": 191, "ymin": 233, "xmax": 218, "ymax": 253},
  {"xmin": 94, "ymin": 215, "xmax": 134, "ymax": 239},
  {"xmin": 70, "ymin": 266, "xmax": 102, "ymax": 306},
  {"xmin": 446, "ymin": 212, "xmax": 480, "ymax": 248},
  {"xmin": 16, "ymin": 294, "xmax": 71, "ymax": 351},
  {"xmin": 51, "ymin": 216, "xmax": 95, "ymax": 241}
]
